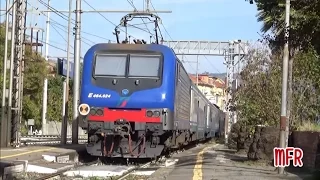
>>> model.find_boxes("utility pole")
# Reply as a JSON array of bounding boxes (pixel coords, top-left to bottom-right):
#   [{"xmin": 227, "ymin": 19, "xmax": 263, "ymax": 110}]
[
  {"xmin": 278, "ymin": 0, "xmax": 290, "ymax": 175},
  {"xmin": 16, "ymin": 0, "xmax": 27, "ymax": 146},
  {"xmin": 145, "ymin": 0, "xmax": 150, "ymax": 11},
  {"xmin": 196, "ymin": 55, "xmax": 199, "ymax": 86},
  {"xmin": 42, "ymin": 0, "xmax": 51, "ymax": 135},
  {"xmin": 61, "ymin": 0, "xmax": 73, "ymax": 145},
  {"xmin": 72, "ymin": 0, "xmax": 81, "ymax": 144},
  {"xmin": 1, "ymin": 0, "xmax": 11, "ymax": 147},
  {"xmin": 7, "ymin": 0, "xmax": 17, "ymax": 146},
  {"xmin": 225, "ymin": 45, "xmax": 234, "ymax": 141},
  {"xmin": 5, "ymin": 0, "xmax": 27, "ymax": 147}
]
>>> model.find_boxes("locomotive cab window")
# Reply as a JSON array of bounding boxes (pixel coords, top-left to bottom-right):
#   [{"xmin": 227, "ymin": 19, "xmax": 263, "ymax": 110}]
[
  {"xmin": 128, "ymin": 55, "xmax": 161, "ymax": 78},
  {"xmin": 94, "ymin": 54, "xmax": 127, "ymax": 77}
]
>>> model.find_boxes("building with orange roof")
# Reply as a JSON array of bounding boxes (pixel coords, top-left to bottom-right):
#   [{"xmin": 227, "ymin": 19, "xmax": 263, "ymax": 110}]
[{"xmin": 189, "ymin": 74, "xmax": 226, "ymax": 110}]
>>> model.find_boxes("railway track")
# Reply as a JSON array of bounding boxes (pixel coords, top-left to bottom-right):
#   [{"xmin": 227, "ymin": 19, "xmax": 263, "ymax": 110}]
[
  {"xmin": 19, "ymin": 135, "xmax": 88, "ymax": 146},
  {"xmin": 116, "ymin": 161, "xmax": 153, "ymax": 180},
  {"xmin": 34, "ymin": 159, "xmax": 100, "ymax": 180},
  {"xmin": 20, "ymin": 139, "xmax": 88, "ymax": 146},
  {"xmin": 33, "ymin": 139, "xmax": 212, "ymax": 180},
  {"xmin": 21, "ymin": 135, "xmax": 87, "ymax": 139}
]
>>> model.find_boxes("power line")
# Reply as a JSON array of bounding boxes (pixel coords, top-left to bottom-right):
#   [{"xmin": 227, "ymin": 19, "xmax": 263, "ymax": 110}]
[
  {"xmin": 126, "ymin": 0, "xmax": 155, "ymax": 40},
  {"xmin": 50, "ymin": 23, "xmax": 93, "ymax": 47},
  {"xmin": 38, "ymin": 0, "xmax": 73, "ymax": 22},
  {"xmin": 51, "ymin": 23, "xmax": 69, "ymax": 45},
  {"xmin": 149, "ymin": 1, "xmax": 196, "ymax": 73},
  {"xmin": 204, "ymin": 56, "xmax": 221, "ymax": 73},
  {"xmin": 149, "ymin": 2, "xmax": 219, "ymax": 74},
  {"xmin": 82, "ymin": 0, "xmax": 136, "ymax": 39},
  {"xmin": 28, "ymin": 1, "xmax": 114, "ymax": 42},
  {"xmin": 25, "ymin": 0, "xmax": 112, "ymax": 62}
]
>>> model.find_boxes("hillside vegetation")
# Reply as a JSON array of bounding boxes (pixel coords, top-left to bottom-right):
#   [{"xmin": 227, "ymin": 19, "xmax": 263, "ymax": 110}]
[
  {"xmin": 235, "ymin": 0, "xmax": 320, "ymax": 131},
  {"xmin": 0, "ymin": 23, "xmax": 73, "ymax": 134}
]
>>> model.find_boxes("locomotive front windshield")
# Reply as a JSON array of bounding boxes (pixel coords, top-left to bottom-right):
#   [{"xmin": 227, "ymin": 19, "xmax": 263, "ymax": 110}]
[{"xmin": 94, "ymin": 54, "xmax": 161, "ymax": 78}]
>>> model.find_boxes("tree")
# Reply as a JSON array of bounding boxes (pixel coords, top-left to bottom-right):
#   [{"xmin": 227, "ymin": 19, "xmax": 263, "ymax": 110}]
[
  {"xmin": 0, "ymin": 19, "xmax": 86, "ymax": 138},
  {"xmin": 244, "ymin": 0, "xmax": 320, "ymax": 130},
  {"xmin": 234, "ymin": 43, "xmax": 282, "ymax": 128},
  {"xmin": 254, "ymin": 0, "xmax": 320, "ymax": 52},
  {"xmin": 47, "ymin": 75, "xmax": 73, "ymax": 123},
  {"xmin": 22, "ymin": 46, "xmax": 48, "ymax": 128},
  {"xmin": 235, "ymin": 41, "xmax": 320, "ymax": 130}
]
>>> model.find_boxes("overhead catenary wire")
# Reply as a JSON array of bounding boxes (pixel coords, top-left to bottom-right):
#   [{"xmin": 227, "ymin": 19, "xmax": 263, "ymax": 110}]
[
  {"xmin": 204, "ymin": 56, "xmax": 221, "ymax": 74},
  {"xmin": 28, "ymin": 1, "xmax": 115, "ymax": 43},
  {"xmin": 27, "ymin": 35, "xmax": 83, "ymax": 58},
  {"xmin": 82, "ymin": 0, "xmax": 136, "ymax": 39},
  {"xmin": 38, "ymin": 0, "xmax": 74, "ymax": 23},
  {"xmin": 149, "ymin": 1, "xmax": 196, "ymax": 73},
  {"xmin": 127, "ymin": 23, "xmax": 155, "ymax": 35},
  {"xmin": 126, "ymin": 0, "xmax": 156, "ymax": 41},
  {"xmin": 149, "ymin": 1, "xmax": 220, "ymax": 75},
  {"xmin": 50, "ymin": 23, "xmax": 93, "ymax": 47},
  {"xmin": 28, "ymin": 0, "xmax": 217, "ymax": 75},
  {"xmin": 25, "ymin": 0, "xmax": 111, "ymax": 59}
]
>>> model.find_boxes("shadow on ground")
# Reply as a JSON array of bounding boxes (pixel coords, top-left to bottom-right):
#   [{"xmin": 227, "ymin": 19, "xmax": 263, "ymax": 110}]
[{"xmin": 169, "ymin": 144, "xmax": 319, "ymax": 180}]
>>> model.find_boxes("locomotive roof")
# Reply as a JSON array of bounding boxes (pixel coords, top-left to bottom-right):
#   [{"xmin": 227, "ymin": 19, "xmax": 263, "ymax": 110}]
[{"xmin": 86, "ymin": 43, "xmax": 173, "ymax": 53}]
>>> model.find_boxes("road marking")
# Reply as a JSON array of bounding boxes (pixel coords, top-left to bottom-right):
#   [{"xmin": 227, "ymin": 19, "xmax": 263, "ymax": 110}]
[
  {"xmin": 193, "ymin": 148, "xmax": 205, "ymax": 180},
  {"xmin": 0, "ymin": 147, "xmax": 56, "ymax": 159},
  {"xmin": 193, "ymin": 144, "xmax": 218, "ymax": 180}
]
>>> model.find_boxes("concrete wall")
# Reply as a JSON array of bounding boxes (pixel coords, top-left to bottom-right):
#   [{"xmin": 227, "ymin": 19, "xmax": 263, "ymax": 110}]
[{"xmin": 291, "ymin": 131, "xmax": 320, "ymax": 169}]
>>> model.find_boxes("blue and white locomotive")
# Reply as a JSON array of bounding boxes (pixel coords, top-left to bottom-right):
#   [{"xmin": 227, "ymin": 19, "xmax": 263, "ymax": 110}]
[{"xmin": 78, "ymin": 13, "xmax": 225, "ymax": 159}]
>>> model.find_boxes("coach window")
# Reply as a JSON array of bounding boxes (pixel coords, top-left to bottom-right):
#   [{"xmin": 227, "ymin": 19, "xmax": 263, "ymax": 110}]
[
  {"xmin": 94, "ymin": 54, "xmax": 127, "ymax": 76},
  {"xmin": 129, "ymin": 55, "xmax": 160, "ymax": 78}
]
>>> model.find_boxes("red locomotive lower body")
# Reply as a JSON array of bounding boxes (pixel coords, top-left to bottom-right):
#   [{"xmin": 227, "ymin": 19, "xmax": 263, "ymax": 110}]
[{"xmin": 82, "ymin": 106, "xmax": 170, "ymax": 158}]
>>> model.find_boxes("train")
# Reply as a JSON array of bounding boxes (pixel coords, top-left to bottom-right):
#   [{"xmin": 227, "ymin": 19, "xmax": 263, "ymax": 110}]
[{"xmin": 78, "ymin": 42, "xmax": 225, "ymax": 158}]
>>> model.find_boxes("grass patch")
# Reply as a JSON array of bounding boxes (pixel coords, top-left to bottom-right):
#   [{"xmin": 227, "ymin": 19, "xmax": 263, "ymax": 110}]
[
  {"xmin": 215, "ymin": 137, "xmax": 225, "ymax": 144},
  {"xmin": 233, "ymin": 159, "xmax": 271, "ymax": 167},
  {"xmin": 295, "ymin": 121, "xmax": 320, "ymax": 132},
  {"xmin": 118, "ymin": 175, "xmax": 148, "ymax": 180}
]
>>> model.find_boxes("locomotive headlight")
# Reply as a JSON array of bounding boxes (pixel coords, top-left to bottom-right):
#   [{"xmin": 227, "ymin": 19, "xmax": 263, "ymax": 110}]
[
  {"xmin": 78, "ymin": 103, "xmax": 90, "ymax": 116},
  {"xmin": 96, "ymin": 109, "xmax": 103, "ymax": 116},
  {"xmin": 146, "ymin": 110, "xmax": 153, "ymax": 117},
  {"xmin": 153, "ymin": 111, "xmax": 160, "ymax": 117},
  {"xmin": 89, "ymin": 109, "xmax": 96, "ymax": 115}
]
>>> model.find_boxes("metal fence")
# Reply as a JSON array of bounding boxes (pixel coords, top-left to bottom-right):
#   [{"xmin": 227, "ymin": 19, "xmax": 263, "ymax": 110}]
[{"xmin": 31, "ymin": 121, "xmax": 87, "ymax": 136}]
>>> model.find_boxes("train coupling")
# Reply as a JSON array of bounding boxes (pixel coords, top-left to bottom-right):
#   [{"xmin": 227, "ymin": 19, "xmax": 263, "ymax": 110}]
[
  {"xmin": 150, "ymin": 136, "xmax": 160, "ymax": 148},
  {"xmin": 113, "ymin": 119, "xmax": 131, "ymax": 137}
]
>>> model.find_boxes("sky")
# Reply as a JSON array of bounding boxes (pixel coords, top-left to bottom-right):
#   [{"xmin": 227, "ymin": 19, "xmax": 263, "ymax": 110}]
[{"xmin": 1, "ymin": 0, "xmax": 263, "ymax": 74}]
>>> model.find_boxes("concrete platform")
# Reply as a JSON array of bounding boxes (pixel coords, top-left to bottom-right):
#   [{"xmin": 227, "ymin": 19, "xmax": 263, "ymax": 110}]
[
  {"xmin": 0, "ymin": 144, "xmax": 87, "ymax": 177},
  {"xmin": 64, "ymin": 165, "xmax": 135, "ymax": 177},
  {"xmin": 27, "ymin": 162, "xmax": 75, "ymax": 174},
  {"xmin": 149, "ymin": 143, "xmax": 311, "ymax": 180}
]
